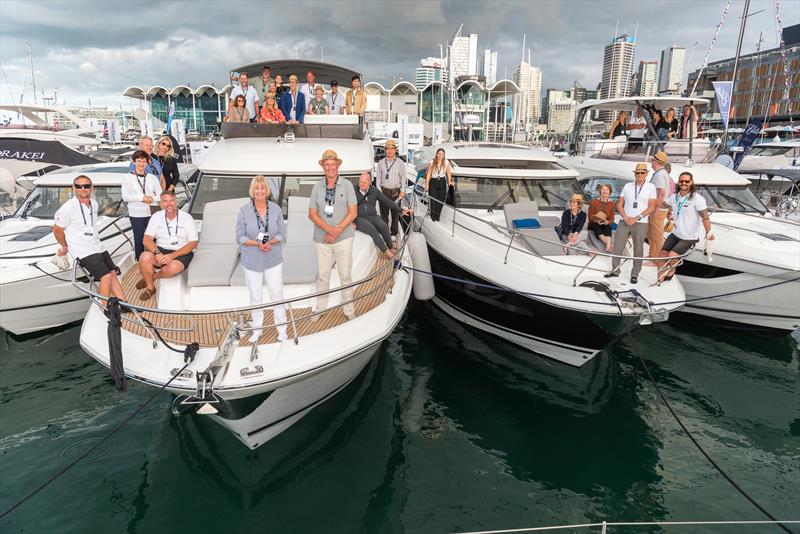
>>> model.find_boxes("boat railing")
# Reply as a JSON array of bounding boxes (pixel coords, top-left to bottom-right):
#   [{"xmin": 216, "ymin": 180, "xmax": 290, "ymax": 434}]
[
  {"xmin": 420, "ymin": 192, "xmax": 692, "ymax": 288},
  {"xmin": 220, "ymin": 121, "xmax": 366, "ymax": 140},
  {"xmin": 453, "ymin": 519, "xmax": 800, "ymax": 534},
  {"xmin": 573, "ymin": 138, "xmax": 723, "ymax": 164}
]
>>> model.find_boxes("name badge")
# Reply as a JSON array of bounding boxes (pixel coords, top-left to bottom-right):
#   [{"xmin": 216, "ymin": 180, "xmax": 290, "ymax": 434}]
[
  {"xmin": 84, "ymin": 231, "xmax": 95, "ymax": 237},
  {"xmin": 324, "ymin": 205, "xmax": 334, "ymax": 217},
  {"xmin": 171, "ymin": 240, "xmax": 179, "ymax": 246},
  {"xmin": 632, "ymin": 202, "xmax": 638, "ymax": 209}
]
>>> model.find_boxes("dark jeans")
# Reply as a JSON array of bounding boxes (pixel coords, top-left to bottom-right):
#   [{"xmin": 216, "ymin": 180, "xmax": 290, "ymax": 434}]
[
  {"xmin": 429, "ymin": 177, "xmax": 447, "ymax": 221},
  {"xmin": 355, "ymin": 214, "xmax": 392, "ymax": 252},
  {"xmin": 380, "ymin": 187, "xmax": 401, "ymax": 235},
  {"xmin": 129, "ymin": 216, "xmax": 150, "ymax": 260}
]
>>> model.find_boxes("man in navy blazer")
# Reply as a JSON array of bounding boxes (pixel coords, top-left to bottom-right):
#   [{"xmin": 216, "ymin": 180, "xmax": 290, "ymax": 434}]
[{"xmin": 279, "ymin": 74, "xmax": 306, "ymax": 124}]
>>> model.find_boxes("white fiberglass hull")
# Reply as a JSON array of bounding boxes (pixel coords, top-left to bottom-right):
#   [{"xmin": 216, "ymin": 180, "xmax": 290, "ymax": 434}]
[{"xmin": 0, "ymin": 271, "xmax": 91, "ymax": 334}]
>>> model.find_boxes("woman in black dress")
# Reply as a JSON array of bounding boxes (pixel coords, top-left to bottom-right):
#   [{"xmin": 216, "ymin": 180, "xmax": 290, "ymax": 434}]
[
  {"xmin": 425, "ymin": 148, "xmax": 453, "ymax": 222},
  {"xmin": 608, "ymin": 111, "xmax": 628, "ymax": 138},
  {"xmin": 155, "ymin": 135, "xmax": 180, "ymax": 192}
]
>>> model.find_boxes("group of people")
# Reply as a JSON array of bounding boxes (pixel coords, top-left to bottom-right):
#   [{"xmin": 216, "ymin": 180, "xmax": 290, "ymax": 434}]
[
  {"xmin": 609, "ymin": 104, "xmax": 699, "ymax": 151},
  {"xmin": 225, "ymin": 66, "xmax": 366, "ymax": 125},
  {"xmin": 53, "ymin": 141, "xmax": 413, "ymax": 341},
  {"xmin": 555, "ymin": 150, "xmax": 714, "ymax": 284}
]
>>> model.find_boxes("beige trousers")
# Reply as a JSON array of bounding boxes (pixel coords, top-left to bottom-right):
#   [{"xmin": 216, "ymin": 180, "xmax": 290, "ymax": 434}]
[
  {"xmin": 315, "ymin": 237, "xmax": 355, "ymax": 317},
  {"xmin": 648, "ymin": 209, "xmax": 667, "ymax": 257}
]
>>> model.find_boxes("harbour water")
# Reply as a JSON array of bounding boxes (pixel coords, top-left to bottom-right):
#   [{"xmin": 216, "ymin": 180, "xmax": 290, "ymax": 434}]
[{"xmin": 1, "ymin": 302, "xmax": 798, "ymax": 533}]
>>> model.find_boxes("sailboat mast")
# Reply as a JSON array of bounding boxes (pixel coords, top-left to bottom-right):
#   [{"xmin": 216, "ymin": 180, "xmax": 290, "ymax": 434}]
[
  {"xmin": 725, "ymin": 0, "xmax": 751, "ymax": 140},
  {"xmin": 27, "ymin": 43, "xmax": 38, "ymax": 104}
]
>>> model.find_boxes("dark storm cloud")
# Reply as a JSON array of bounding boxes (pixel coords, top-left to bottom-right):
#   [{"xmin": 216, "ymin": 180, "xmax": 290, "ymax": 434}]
[{"xmin": 0, "ymin": 0, "xmax": 796, "ymax": 106}]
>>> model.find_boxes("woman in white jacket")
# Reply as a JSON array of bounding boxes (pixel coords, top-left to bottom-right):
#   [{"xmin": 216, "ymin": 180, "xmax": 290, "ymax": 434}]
[{"xmin": 123, "ymin": 149, "xmax": 162, "ymax": 259}]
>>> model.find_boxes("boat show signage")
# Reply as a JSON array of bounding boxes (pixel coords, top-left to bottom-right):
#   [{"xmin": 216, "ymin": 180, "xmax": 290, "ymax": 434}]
[
  {"xmin": 712, "ymin": 81, "xmax": 733, "ymax": 130},
  {"xmin": 733, "ymin": 118, "xmax": 763, "ymax": 170}
]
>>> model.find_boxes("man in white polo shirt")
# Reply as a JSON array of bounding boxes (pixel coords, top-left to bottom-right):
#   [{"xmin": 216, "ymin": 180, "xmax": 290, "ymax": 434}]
[
  {"xmin": 229, "ymin": 72, "xmax": 259, "ymax": 123},
  {"xmin": 136, "ymin": 190, "xmax": 198, "ymax": 300},
  {"xmin": 53, "ymin": 174, "xmax": 125, "ymax": 301},
  {"xmin": 606, "ymin": 162, "xmax": 657, "ymax": 284}
]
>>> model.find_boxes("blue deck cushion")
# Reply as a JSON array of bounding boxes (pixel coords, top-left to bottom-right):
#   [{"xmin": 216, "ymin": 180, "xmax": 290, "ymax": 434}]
[{"xmin": 512, "ymin": 218, "xmax": 541, "ymax": 229}]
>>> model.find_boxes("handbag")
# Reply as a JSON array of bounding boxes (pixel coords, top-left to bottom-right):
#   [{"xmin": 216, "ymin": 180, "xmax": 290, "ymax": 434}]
[{"xmin": 664, "ymin": 219, "xmax": 675, "ymax": 233}]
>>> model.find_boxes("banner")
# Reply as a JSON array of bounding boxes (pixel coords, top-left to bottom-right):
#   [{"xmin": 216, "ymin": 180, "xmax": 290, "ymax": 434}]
[
  {"xmin": 397, "ymin": 113, "xmax": 409, "ymax": 157},
  {"xmin": 140, "ymin": 118, "xmax": 152, "ymax": 138},
  {"xmin": 166, "ymin": 101, "xmax": 176, "ymax": 133},
  {"xmin": 107, "ymin": 120, "xmax": 121, "ymax": 144},
  {"xmin": 733, "ymin": 118, "xmax": 763, "ymax": 170},
  {"xmin": 188, "ymin": 142, "xmax": 210, "ymax": 165},
  {"xmin": 170, "ymin": 119, "xmax": 186, "ymax": 146},
  {"xmin": 712, "ymin": 81, "xmax": 733, "ymax": 130}
]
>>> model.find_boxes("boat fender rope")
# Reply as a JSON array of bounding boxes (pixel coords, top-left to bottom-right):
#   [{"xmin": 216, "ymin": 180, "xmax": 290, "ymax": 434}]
[
  {"xmin": 578, "ymin": 280, "xmax": 619, "ymax": 303},
  {"xmin": 106, "ymin": 297, "xmax": 127, "ymax": 391}
]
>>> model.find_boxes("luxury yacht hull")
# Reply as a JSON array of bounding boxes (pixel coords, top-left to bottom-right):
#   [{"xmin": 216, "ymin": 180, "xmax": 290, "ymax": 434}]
[
  {"xmin": 0, "ymin": 275, "xmax": 90, "ymax": 334},
  {"xmin": 426, "ymin": 245, "xmax": 640, "ymax": 367}
]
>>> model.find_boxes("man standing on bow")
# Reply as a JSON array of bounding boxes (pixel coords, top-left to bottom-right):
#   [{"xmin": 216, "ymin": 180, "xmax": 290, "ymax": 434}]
[
  {"xmin": 647, "ymin": 151, "xmax": 670, "ymax": 260},
  {"xmin": 308, "ymin": 149, "xmax": 358, "ymax": 320},
  {"xmin": 375, "ymin": 139, "xmax": 406, "ymax": 237}
]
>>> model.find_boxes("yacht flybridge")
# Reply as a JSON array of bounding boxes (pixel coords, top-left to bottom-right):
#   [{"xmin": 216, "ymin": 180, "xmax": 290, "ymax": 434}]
[
  {"xmin": 563, "ymin": 96, "xmax": 800, "ymax": 335},
  {"xmin": 414, "ymin": 143, "xmax": 685, "ymax": 367},
  {"xmin": 75, "ymin": 118, "xmax": 413, "ymax": 448}
]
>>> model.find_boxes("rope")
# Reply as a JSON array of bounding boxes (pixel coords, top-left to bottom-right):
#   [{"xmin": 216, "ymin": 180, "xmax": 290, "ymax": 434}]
[
  {"xmin": 0, "ymin": 340, "xmax": 199, "ymax": 518},
  {"xmin": 625, "ymin": 330, "xmax": 793, "ymax": 534}
]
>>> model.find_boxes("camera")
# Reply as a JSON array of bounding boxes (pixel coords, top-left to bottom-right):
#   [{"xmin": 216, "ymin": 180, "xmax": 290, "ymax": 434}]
[{"xmin": 257, "ymin": 232, "xmax": 269, "ymax": 244}]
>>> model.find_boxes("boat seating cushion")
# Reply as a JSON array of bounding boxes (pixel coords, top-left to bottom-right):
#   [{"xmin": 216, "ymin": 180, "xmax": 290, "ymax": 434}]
[
  {"xmin": 187, "ymin": 245, "xmax": 240, "ymax": 287},
  {"xmin": 284, "ymin": 196, "xmax": 315, "ymax": 243},
  {"xmin": 511, "ymin": 218, "xmax": 541, "ymax": 229}
]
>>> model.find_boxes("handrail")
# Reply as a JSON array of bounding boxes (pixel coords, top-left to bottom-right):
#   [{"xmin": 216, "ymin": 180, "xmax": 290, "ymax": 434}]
[
  {"xmin": 709, "ymin": 206, "xmax": 800, "ymax": 228},
  {"xmin": 453, "ymin": 519, "xmax": 800, "ymax": 534},
  {"xmin": 572, "ymin": 138, "xmax": 723, "ymax": 164}
]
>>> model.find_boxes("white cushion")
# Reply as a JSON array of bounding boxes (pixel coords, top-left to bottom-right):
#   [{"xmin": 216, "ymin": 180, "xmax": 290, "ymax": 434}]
[{"xmin": 187, "ymin": 244, "xmax": 240, "ymax": 287}]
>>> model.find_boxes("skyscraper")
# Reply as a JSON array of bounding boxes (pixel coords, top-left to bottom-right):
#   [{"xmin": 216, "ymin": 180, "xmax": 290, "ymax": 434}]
[
  {"xmin": 637, "ymin": 60, "xmax": 659, "ymax": 97},
  {"xmin": 483, "ymin": 49, "xmax": 498, "ymax": 86},
  {"xmin": 659, "ymin": 45, "xmax": 686, "ymax": 94},
  {"xmin": 599, "ymin": 33, "xmax": 637, "ymax": 123},
  {"xmin": 414, "ymin": 57, "xmax": 448, "ymax": 90},
  {"xmin": 514, "ymin": 62, "xmax": 542, "ymax": 127},
  {"xmin": 450, "ymin": 29, "xmax": 478, "ymax": 79}
]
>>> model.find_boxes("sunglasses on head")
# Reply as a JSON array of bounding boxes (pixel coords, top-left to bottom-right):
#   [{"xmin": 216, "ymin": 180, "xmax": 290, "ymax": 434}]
[{"xmin": 73, "ymin": 183, "xmax": 92, "ymax": 189}]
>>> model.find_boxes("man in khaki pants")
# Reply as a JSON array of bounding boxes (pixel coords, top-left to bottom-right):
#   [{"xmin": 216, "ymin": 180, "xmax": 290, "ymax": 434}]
[
  {"xmin": 309, "ymin": 149, "xmax": 358, "ymax": 320},
  {"xmin": 647, "ymin": 151, "xmax": 670, "ymax": 261}
]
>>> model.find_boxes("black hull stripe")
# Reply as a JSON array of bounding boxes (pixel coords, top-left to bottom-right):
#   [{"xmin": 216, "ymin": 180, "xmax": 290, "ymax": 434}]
[
  {"xmin": 1, "ymin": 295, "xmax": 87, "ymax": 313},
  {"xmin": 1, "ymin": 228, "xmax": 129, "ymax": 260}
]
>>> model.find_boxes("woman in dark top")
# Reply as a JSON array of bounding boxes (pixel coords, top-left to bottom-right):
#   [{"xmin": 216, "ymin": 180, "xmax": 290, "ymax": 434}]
[
  {"xmin": 651, "ymin": 109, "xmax": 668, "ymax": 140},
  {"xmin": 608, "ymin": 111, "xmax": 628, "ymax": 139},
  {"xmin": 274, "ymin": 74, "xmax": 286, "ymax": 100},
  {"xmin": 663, "ymin": 107, "xmax": 679, "ymax": 140},
  {"xmin": 155, "ymin": 135, "xmax": 180, "ymax": 192},
  {"xmin": 556, "ymin": 194, "xmax": 587, "ymax": 252}
]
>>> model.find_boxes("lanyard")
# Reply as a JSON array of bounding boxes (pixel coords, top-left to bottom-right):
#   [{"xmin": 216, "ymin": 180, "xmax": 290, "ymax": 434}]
[
  {"xmin": 324, "ymin": 179, "xmax": 338, "ymax": 206},
  {"xmin": 164, "ymin": 211, "xmax": 179, "ymax": 238},
  {"xmin": 569, "ymin": 211, "xmax": 577, "ymax": 230},
  {"xmin": 78, "ymin": 199, "xmax": 94, "ymax": 228},
  {"xmin": 331, "ymin": 93, "xmax": 338, "ymax": 107},
  {"xmin": 674, "ymin": 193, "xmax": 690, "ymax": 218},
  {"xmin": 312, "ymin": 99, "xmax": 325, "ymax": 113},
  {"xmin": 359, "ymin": 188, "xmax": 370, "ymax": 205},
  {"xmin": 633, "ymin": 182, "xmax": 644, "ymax": 202},
  {"xmin": 252, "ymin": 200, "xmax": 269, "ymax": 234},
  {"xmin": 291, "ymin": 92, "xmax": 297, "ymax": 111},
  {"xmin": 385, "ymin": 158, "xmax": 397, "ymax": 176},
  {"xmin": 136, "ymin": 173, "xmax": 147, "ymax": 194},
  {"xmin": 351, "ymin": 91, "xmax": 356, "ymax": 108}
]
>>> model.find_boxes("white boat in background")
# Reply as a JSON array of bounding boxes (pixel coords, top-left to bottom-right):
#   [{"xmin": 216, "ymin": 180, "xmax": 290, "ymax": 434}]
[
  {"xmin": 738, "ymin": 140, "xmax": 800, "ymax": 181},
  {"xmin": 0, "ymin": 162, "xmax": 197, "ymax": 335},
  {"xmin": 0, "ymin": 103, "xmax": 102, "ymax": 149},
  {"xmin": 563, "ymin": 96, "xmax": 800, "ymax": 335},
  {"xmin": 76, "ymin": 117, "xmax": 413, "ymax": 449},
  {"xmin": 414, "ymin": 142, "xmax": 685, "ymax": 367}
]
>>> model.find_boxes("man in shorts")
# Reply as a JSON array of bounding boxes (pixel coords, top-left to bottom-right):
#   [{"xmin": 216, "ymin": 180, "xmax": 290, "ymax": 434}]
[
  {"xmin": 658, "ymin": 171, "xmax": 714, "ymax": 283},
  {"xmin": 136, "ymin": 190, "xmax": 198, "ymax": 300},
  {"xmin": 53, "ymin": 175, "xmax": 126, "ymax": 302}
]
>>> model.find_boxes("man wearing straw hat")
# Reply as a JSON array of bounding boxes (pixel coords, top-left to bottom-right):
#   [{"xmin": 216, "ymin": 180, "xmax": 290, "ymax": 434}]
[
  {"xmin": 309, "ymin": 149, "xmax": 358, "ymax": 320},
  {"xmin": 647, "ymin": 151, "xmax": 670, "ymax": 261}
]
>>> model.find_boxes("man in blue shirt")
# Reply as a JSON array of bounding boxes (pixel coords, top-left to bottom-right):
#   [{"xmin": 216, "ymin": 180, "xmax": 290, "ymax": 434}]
[{"xmin": 128, "ymin": 135, "xmax": 163, "ymax": 181}]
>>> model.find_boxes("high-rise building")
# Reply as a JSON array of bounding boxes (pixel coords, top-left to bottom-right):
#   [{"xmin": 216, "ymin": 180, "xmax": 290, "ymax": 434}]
[
  {"xmin": 637, "ymin": 60, "xmax": 659, "ymax": 97},
  {"xmin": 658, "ymin": 45, "xmax": 685, "ymax": 94},
  {"xmin": 413, "ymin": 57, "xmax": 448, "ymax": 90},
  {"xmin": 451, "ymin": 29, "xmax": 478, "ymax": 79},
  {"xmin": 599, "ymin": 33, "xmax": 637, "ymax": 123},
  {"xmin": 483, "ymin": 49, "xmax": 498, "ymax": 86},
  {"xmin": 514, "ymin": 62, "xmax": 542, "ymax": 127}
]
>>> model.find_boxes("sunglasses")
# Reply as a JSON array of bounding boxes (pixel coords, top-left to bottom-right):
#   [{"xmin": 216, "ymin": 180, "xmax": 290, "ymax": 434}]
[
  {"xmin": 73, "ymin": 184, "xmax": 92, "ymax": 189},
  {"xmin": 160, "ymin": 142, "xmax": 171, "ymax": 147},
  {"xmin": 634, "ymin": 171, "xmax": 647, "ymax": 175},
  {"xmin": 678, "ymin": 180, "xmax": 692, "ymax": 184}
]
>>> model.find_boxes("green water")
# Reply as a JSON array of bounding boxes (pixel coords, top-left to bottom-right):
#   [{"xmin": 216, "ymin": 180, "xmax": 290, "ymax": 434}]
[{"xmin": 1, "ymin": 303, "xmax": 798, "ymax": 533}]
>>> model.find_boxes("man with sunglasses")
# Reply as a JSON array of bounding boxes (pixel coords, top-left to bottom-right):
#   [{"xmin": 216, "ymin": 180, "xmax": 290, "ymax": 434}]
[
  {"xmin": 53, "ymin": 175, "xmax": 126, "ymax": 302},
  {"xmin": 605, "ymin": 162, "xmax": 657, "ymax": 284}
]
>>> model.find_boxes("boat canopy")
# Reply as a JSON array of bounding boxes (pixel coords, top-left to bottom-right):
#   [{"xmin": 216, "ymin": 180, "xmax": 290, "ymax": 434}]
[
  {"xmin": 577, "ymin": 96, "xmax": 710, "ymax": 112},
  {"xmin": 230, "ymin": 59, "xmax": 360, "ymax": 87}
]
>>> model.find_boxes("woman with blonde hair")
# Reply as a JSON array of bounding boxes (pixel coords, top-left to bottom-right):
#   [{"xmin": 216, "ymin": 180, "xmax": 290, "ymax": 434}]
[
  {"xmin": 555, "ymin": 193, "xmax": 587, "ymax": 252},
  {"xmin": 154, "ymin": 135, "xmax": 180, "ymax": 192},
  {"xmin": 608, "ymin": 111, "xmax": 628, "ymax": 139},
  {"xmin": 259, "ymin": 93, "xmax": 286, "ymax": 124},
  {"xmin": 424, "ymin": 147, "xmax": 453, "ymax": 222},
  {"xmin": 235, "ymin": 175, "xmax": 287, "ymax": 342}
]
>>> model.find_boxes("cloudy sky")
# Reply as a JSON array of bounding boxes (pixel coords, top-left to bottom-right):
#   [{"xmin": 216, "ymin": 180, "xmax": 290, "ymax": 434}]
[{"xmin": 1, "ymin": 0, "xmax": 797, "ymax": 109}]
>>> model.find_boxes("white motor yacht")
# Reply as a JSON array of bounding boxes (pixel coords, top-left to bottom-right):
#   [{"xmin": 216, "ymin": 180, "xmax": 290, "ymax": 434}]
[
  {"xmin": 0, "ymin": 162, "xmax": 197, "ymax": 335},
  {"xmin": 563, "ymin": 96, "xmax": 800, "ymax": 335},
  {"xmin": 737, "ymin": 139, "xmax": 800, "ymax": 181},
  {"xmin": 0, "ymin": 103, "xmax": 102, "ymax": 149},
  {"xmin": 75, "ymin": 118, "xmax": 413, "ymax": 449},
  {"xmin": 414, "ymin": 142, "xmax": 685, "ymax": 367}
]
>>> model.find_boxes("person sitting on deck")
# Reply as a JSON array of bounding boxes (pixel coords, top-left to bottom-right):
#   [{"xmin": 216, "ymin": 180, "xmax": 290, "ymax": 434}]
[
  {"xmin": 136, "ymin": 190, "xmax": 198, "ymax": 301},
  {"xmin": 588, "ymin": 184, "xmax": 615, "ymax": 252},
  {"xmin": 555, "ymin": 194, "xmax": 587, "ymax": 253},
  {"xmin": 354, "ymin": 172, "xmax": 411, "ymax": 259}
]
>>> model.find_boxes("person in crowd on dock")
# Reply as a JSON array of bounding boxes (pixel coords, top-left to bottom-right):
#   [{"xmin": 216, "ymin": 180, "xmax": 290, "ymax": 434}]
[
  {"xmin": 424, "ymin": 147, "xmax": 452, "ymax": 222},
  {"xmin": 300, "ymin": 70, "xmax": 317, "ymax": 108},
  {"xmin": 354, "ymin": 172, "xmax": 411, "ymax": 258},
  {"xmin": 274, "ymin": 74, "xmax": 286, "ymax": 100},
  {"xmin": 588, "ymin": 184, "xmax": 615, "ymax": 252},
  {"xmin": 646, "ymin": 151, "xmax": 670, "ymax": 262},
  {"xmin": 136, "ymin": 190, "xmax": 198, "ymax": 301},
  {"xmin": 235, "ymin": 175, "xmax": 287, "ymax": 342},
  {"xmin": 627, "ymin": 107, "xmax": 647, "ymax": 152},
  {"xmin": 128, "ymin": 135, "xmax": 163, "ymax": 181},
  {"xmin": 345, "ymin": 75, "xmax": 366, "ymax": 118},
  {"xmin": 605, "ymin": 162, "xmax": 657, "ymax": 284},
  {"xmin": 225, "ymin": 94, "xmax": 250, "ymax": 123},
  {"xmin": 308, "ymin": 85, "xmax": 330, "ymax": 115},
  {"xmin": 279, "ymin": 74, "xmax": 306, "ymax": 124},
  {"xmin": 555, "ymin": 194, "xmax": 587, "ymax": 253},
  {"xmin": 326, "ymin": 80, "xmax": 344, "ymax": 115},
  {"xmin": 53, "ymin": 175, "xmax": 126, "ymax": 303},
  {"xmin": 229, "ymin": 72, "xmax": 259, "ymax": 123},
  {"xmin": 658, "ymin": 171, "xmax": 714, "ymax": 284},
  {"xmin": 376, "ymin": 139, "xmax": 406, "ymax": 237},
  {"xmin": 154, "ymin": 135, "xmax": 179, "ymax": 193},
  {"xmin": 259, "ymin": 94, "xmax": 286, "ymax": 124},
  {"xmin": 123, "ymin": 150, "xmax": 162, "ymax": 260},
  {"xmin": 678, "ymin": 104, "xmax": 698, "ymax": 139},
  {"xmin": 651, "ymin": 108, "xmax": 668, "ymax": 141},
  {"xmin": 308, "ymin": 149, "xmax": 358, "ymax": 321},
  {"xmin": 252, "ymin": 65, "xmax": 273, "ymax": 103},
  {"xmin": 664, "ymin": 108, "xmax": 679, "ymax": 140},
  {"xmin": 608, "ymin": 111, "xmax": 628, "ymax": 139}
]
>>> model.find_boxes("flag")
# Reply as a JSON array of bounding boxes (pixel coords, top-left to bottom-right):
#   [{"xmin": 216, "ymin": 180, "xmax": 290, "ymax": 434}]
[
  {"xmin": 733, "ymin": 118, "xmax": 763, "ymax": 170},
  {"xmin": 165, "ymin": 101, "xmax": 176, "ymax": 133},
  {"xmin": 712, "ymin": 81, "xmax": 733, "ymax": 130}
]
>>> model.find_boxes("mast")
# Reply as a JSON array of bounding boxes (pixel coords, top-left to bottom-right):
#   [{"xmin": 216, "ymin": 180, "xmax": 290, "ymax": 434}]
[
  {"xmin": 27, "ymin": 43, "xmax": 38, "ymax": 104},
  {"xmin": 744, "ymin": 32, "xmax": 764, "ymax": 128},
  {"xmin": 724, "ymin": 0, "xmax": 751, "ymax": 142}
]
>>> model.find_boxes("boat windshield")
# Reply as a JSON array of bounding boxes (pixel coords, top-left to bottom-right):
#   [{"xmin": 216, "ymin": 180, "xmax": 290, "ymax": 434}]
[
  {"xmin": 748, "ymin": 146, "xmax": 793, "ymax": 157},
  {"xmin": 12, "ymin": 186, "xmax": 126, "ymax": 219},
  {"xmin": 454, "ymin": 177, "xmax": 582, "ymax": 210},
  {"xmin": 699, "ymin": 186, "xmax": 769, "ymax": 214}
]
